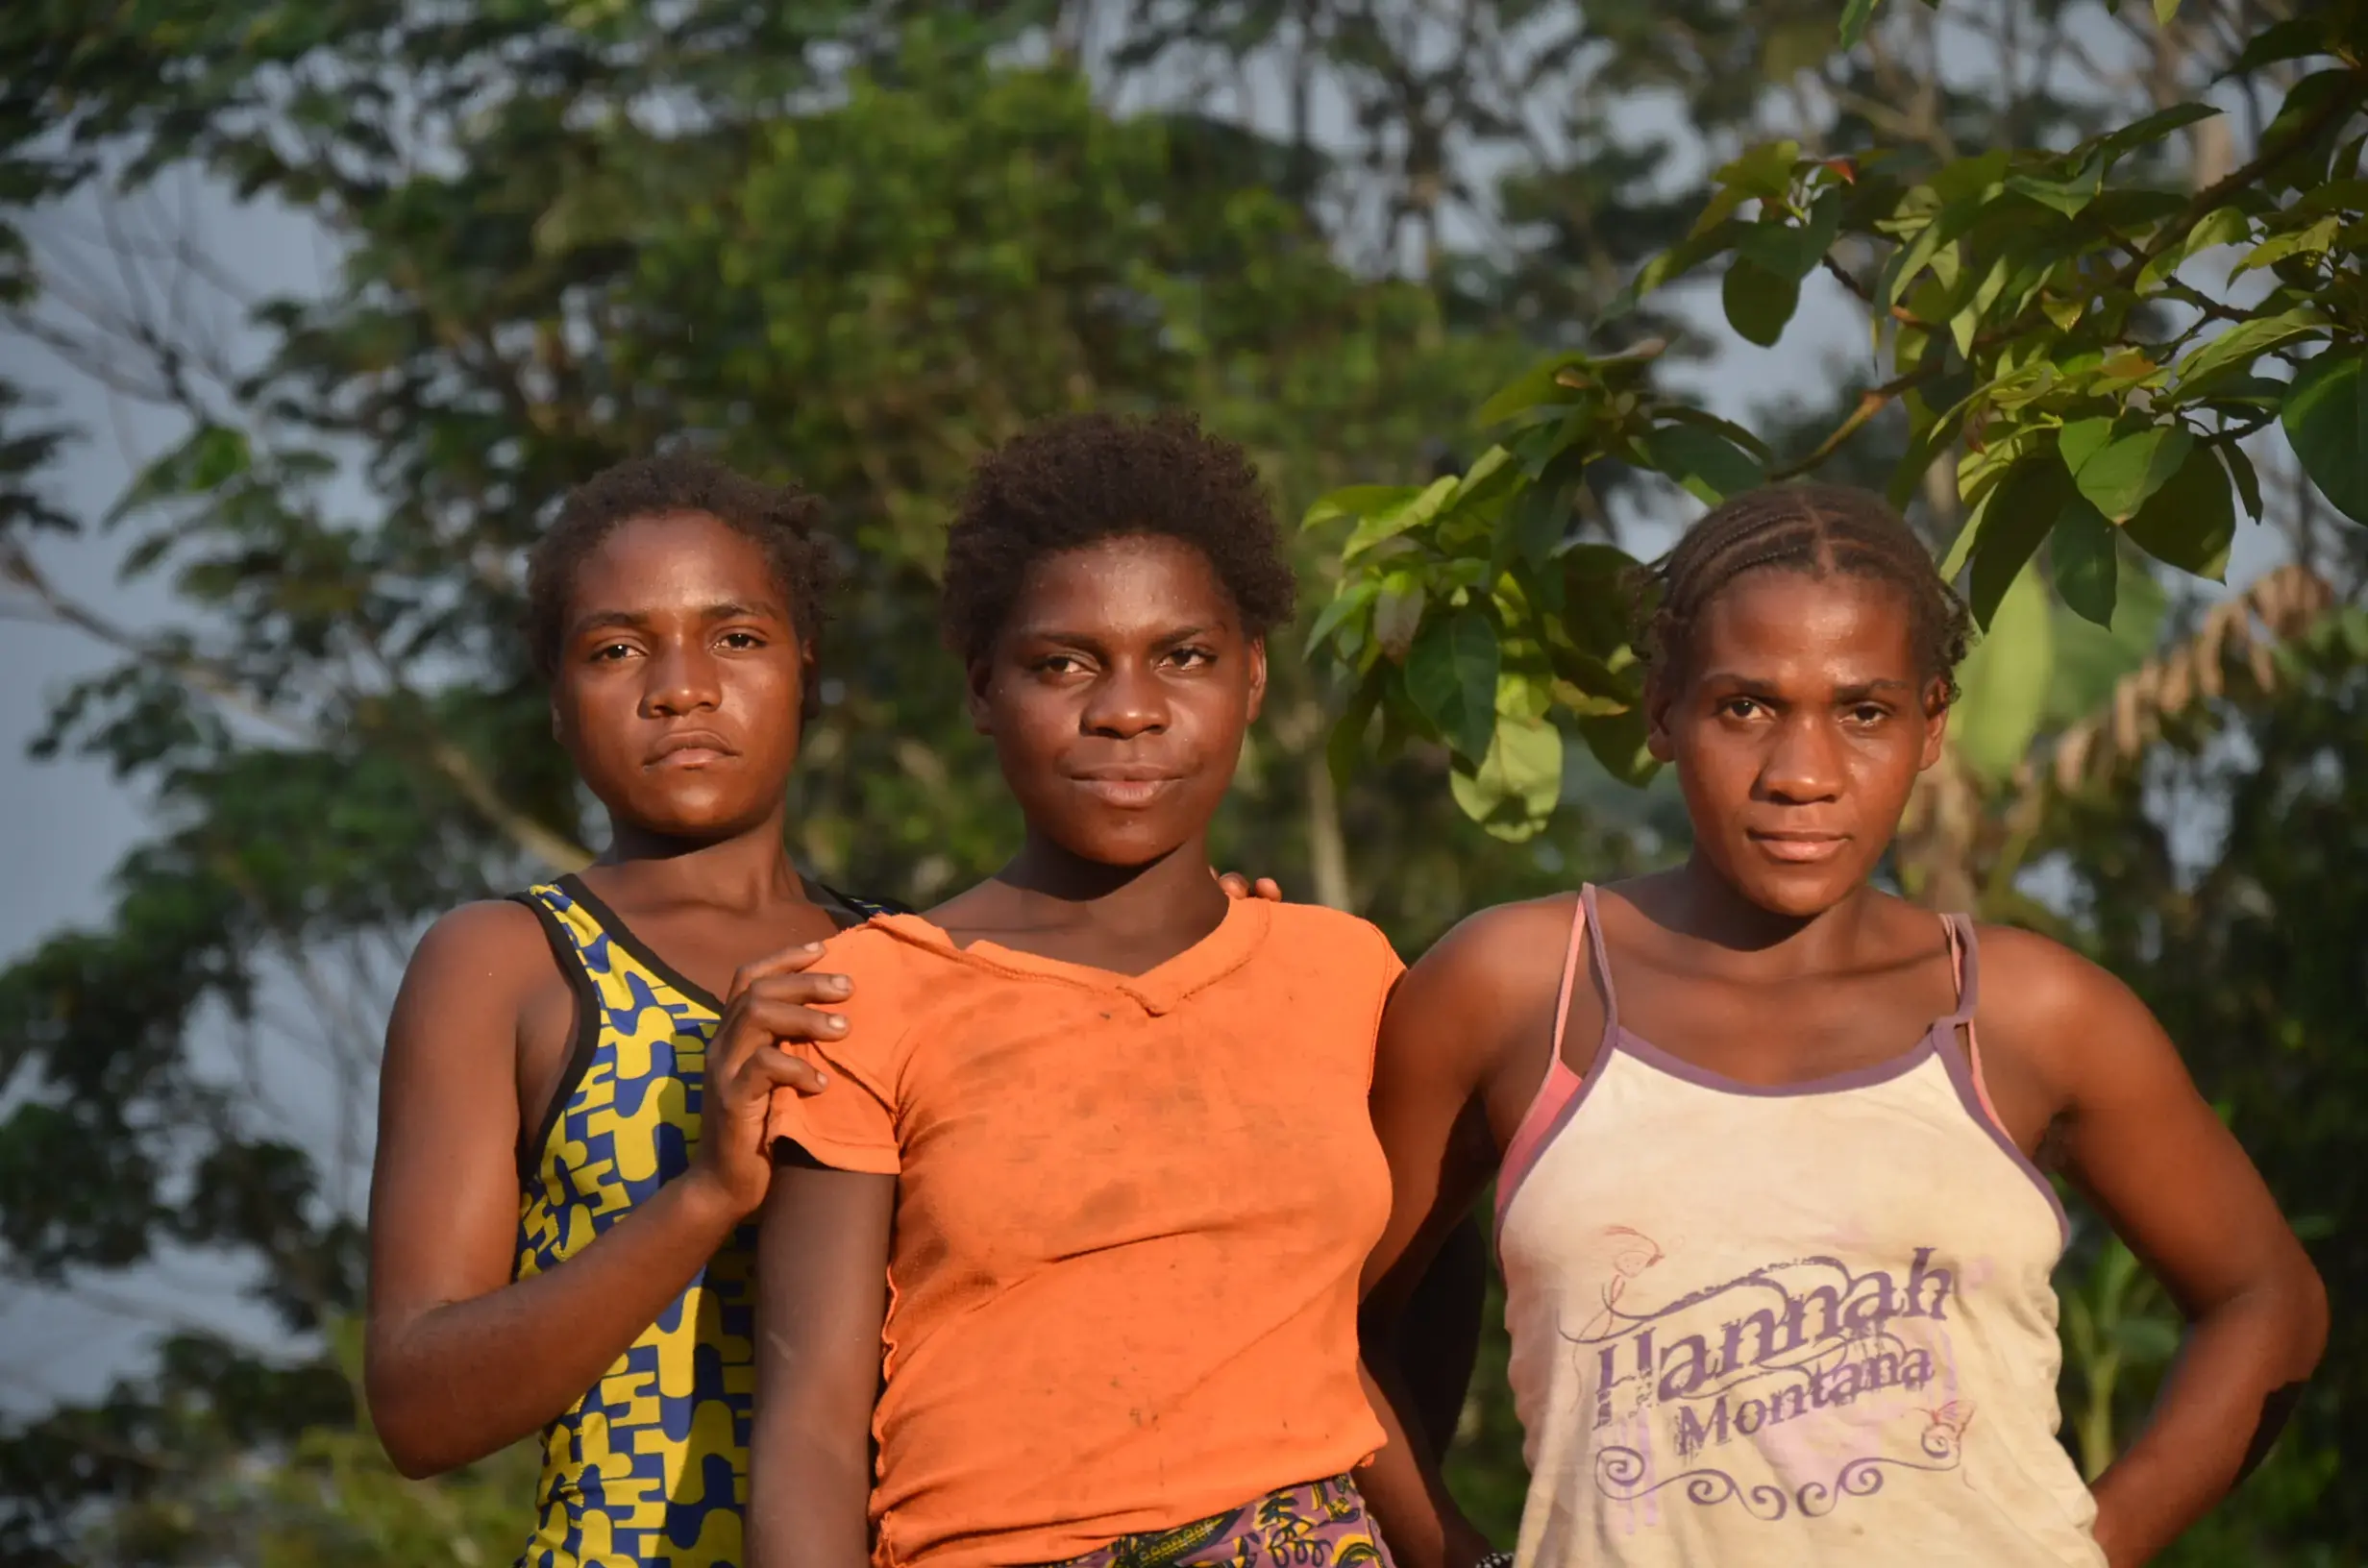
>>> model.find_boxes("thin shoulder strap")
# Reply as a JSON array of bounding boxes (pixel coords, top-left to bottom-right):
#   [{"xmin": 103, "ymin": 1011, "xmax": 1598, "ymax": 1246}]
[
  {"xmin": 1495, "ymin": 892, "xmax": 1594, "ymax": 1240},
  {"xmin": 1579, "ymin": 882, "xmax": 1622, "ymax": 1036},
  {"xmin": 1940, "ymin": 912, "xmax": 2009, "ymax": 1131},
  {"xmin": 1942, "ymin": 912, "xmax": 1982, "ymax": 1025},
  {"xmin": 1544, "ymin": 893, "xmax": 1590, "ymax": 1065}
]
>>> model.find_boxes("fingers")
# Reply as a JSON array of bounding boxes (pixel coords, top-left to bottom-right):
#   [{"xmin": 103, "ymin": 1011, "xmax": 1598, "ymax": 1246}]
[
  {"xmin": 720, "ymin": 993, "xmax": 851, "ymax": 1051},
  {"xmin": 725, "ymin": 941, "xmax": 826, "ymax": 1001},
  {"xmin": 741, "ymin": 970, "xmax": 852, "ymax": 1008},
  {"xmin": 736, "ymin": 1045, "xmax": 829, "ymax": 1097},
  {"xmin": 1215, "ymin": 870, "xmax": 1286, "ymax": 902}
]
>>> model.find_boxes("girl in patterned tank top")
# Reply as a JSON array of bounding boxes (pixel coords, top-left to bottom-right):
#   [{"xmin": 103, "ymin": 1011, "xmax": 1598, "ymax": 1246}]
[
  {"xmin": 365, "ymin": 453, "xmax": 902, "ymax": 1568},
  {"xmin": 1355, "ymin": 484, "xmax": 2325, "ymax": 1568}
]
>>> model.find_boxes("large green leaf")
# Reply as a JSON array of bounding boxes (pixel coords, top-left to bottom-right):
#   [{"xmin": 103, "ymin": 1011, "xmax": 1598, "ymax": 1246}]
[
  {"xmin": 1560, "ymin": 544, "xmax": 1642, "ymax": 661},
  {"xmin": 1343, "ymin": 475, "xmax": 1458, "ymax": 559},
  {"xmin": 2123, "ymin": 444, "xmax": 2236, "ymax": 579},
  {"xmin": 1448, "ymin": 715, "xmax": 1564, "ymax": 842},
  {"xmin": 1301, "ymin": 578, "xmax": 1378, "ymax": 658},
  {"xmin": 2221, "ymin": 16, "xmax": 2327, "ymax": 77},
  {"xmin": 1721, "ymin": 257, "xmax": 1800, "ymax": 348},
  {"xmin": 1838, "ymin": 0, "xmax": 1883, "ymax": 49},
  {"xmin": 1964, "ymin": 455, "xmax": 2071, "ymax": 628},
  {"xmin": 2172, "ymin": 306, "xmax": 2323, "ymax": 395},
  {"xmin": 1951, "ymin": 564, "xmax": 2055, "ymax": 781},
  {"xmin": 2091, "ymin": 102, "xmax": 2220, "ymax": 170},
  {"xmin": 2282, "ymin": 349, "xmax": 2368, "ymax": 526},
  {"xmin": 1633, "ymin": 422, "xmax": 1764, "ymax": 505},
  {"xmin": 2051, "ymin": 496, "xmax": 2119, "ymax": 627},
  {"xmin": 1474, "ymin": 355, "xmax": 1593, "ymax": 429},
  {"xmin": 1405, "ymin": 608, "xmax": 1502, "ymax": 763},
  {"xmin": 1578, "ymin": 705, "xmax": 1659, "ymax": 787},
  {"xmin": 2059, "ymin": 417, "xmax": 2192, "ymax": 524},
  {"xmin": 1493, "ymin": 449, "xmax": 1586, "ymax": 574}
]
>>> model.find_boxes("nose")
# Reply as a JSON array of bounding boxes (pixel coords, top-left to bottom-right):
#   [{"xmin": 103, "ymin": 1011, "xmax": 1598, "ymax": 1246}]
[
  {"xmin": 1079, "ymin": 657, "xmax": 1169, "ymax": 740},
  {"xmin": 641, "ymin": 636, "xmax": 721, "ymax": 719},
  {"xmin": 1758, "ymin": 710, "xmax": 1844, "ymax": 804}
]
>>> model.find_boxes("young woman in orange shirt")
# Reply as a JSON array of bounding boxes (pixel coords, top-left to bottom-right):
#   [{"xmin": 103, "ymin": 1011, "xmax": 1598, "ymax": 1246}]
[{"xmin": 750, "ymin": 413, "xmax": 1415, "ymax": 1568}]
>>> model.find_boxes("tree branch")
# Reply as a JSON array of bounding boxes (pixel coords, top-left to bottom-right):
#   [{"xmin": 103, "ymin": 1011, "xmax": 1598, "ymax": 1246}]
[{"xmin": 1, "ymin": 542, "xmax": 593, "ymax": 871}]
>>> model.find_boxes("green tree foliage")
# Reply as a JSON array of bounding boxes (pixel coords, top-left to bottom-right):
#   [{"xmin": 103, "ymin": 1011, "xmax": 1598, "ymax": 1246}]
[
  {"xmin": 1307, "ymin": 1, "xmax": 2366, "ymax": 843},
  {"xmin": 4, "ymin": 0, "xmax": 2364, "ymax": 1560}
]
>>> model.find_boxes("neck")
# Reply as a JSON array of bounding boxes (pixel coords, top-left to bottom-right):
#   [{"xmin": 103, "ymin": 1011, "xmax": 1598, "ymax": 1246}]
[
  {"xmin": 992, "ymin": 828, "xmax": 1224, "ymax": 936},
  {"xmin": 593, "ymin": 807, "xmax": 807, "ymax": 912},
  {"xmin": 1661, "ymin": 852, "xmax": 1879, "ymax": 957}
]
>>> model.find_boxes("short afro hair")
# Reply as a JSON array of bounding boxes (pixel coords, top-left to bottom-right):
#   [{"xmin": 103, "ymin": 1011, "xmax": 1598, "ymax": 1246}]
[
  {"xmin": 939, "ymin": 411, "xmax": 1298, "ymax": 664},
  {"xmin": 1636, "ymin": 482, "xmax": 1972, "ymax": 704},
  {"xmin": 525, "ymin": 452, "xmax": 832, "ymax": 684}
]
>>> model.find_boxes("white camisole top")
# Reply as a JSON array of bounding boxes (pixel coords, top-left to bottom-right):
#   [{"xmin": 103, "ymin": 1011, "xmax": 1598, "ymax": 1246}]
[{"xmin": 1493, "ymin": 887, "xmax": 2105, "ymax": 1566}]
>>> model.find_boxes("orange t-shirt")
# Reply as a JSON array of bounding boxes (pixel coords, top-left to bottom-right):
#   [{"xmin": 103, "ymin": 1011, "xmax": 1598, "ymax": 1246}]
[{"xmin": 763, "ymin": 895, "xmax": 1401, "ymax": 1568}]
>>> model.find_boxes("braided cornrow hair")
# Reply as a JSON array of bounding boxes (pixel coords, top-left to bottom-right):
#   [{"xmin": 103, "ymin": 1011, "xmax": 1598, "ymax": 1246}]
[{"xmin": 1636, "ymin": 483, "xmax": 1973, "ymax": 705}]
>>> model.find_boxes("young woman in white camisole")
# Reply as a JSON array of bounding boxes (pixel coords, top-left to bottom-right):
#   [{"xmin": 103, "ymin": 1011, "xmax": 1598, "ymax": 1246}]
[{"xmin": 1354, "ymin": 485, "xmax": 2326, "ymax": 1568}]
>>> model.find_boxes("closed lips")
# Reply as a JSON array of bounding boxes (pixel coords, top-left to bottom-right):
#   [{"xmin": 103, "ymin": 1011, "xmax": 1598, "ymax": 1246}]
[
  {"xmin": 1072, "ymin": 766, "xmax": 1181, "ymax": 782},
  {"xmin": 1748, "ymin": 830, "xmax": 1848, "ymax": 861},
  {"xmin": 650, "ymin": 731, "xmax": 736, "ymax": 763},
  {"xmin": 1070, "ymin": 767, "xmax": 1184, "ymax": 804}
]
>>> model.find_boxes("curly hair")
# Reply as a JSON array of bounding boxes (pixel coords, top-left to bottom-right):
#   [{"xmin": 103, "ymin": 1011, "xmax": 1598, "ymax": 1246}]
[
  {"xmin": 1636, "ymin": 482, "xmax": 1972, "ymax": 704},
  {"xmin": 525, "ymin": 452, "xmax": 833, "ymax": 686},
  {"xmin": 939, "ymin": 411, "xmax": 1299, "ymax": 663}
]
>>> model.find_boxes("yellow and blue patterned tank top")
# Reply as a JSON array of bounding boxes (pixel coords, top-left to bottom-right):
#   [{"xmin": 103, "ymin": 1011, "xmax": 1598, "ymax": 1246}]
[{"xmin": 509, "ymin": 872, "xmax": 898, "ymax": 1568}]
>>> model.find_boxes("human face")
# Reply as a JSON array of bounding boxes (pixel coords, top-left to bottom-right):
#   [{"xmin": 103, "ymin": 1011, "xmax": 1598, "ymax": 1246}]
[
  {"xmin": 969, "ymin": 534, "xmax": 1268, "ymax": 870},
  {"xmin": 550, "ymin": 511, "xmax": 811, "ymax": 844},
  {"xmin": 1646, "ymin": 570, "xmax": 1947, "ymax": 919}
]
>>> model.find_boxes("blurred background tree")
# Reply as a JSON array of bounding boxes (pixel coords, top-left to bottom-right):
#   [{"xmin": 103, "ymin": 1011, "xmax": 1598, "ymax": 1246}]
[{"xmin": 0, "ymin": 1, "xmax": 2356, "ymax": 1563}]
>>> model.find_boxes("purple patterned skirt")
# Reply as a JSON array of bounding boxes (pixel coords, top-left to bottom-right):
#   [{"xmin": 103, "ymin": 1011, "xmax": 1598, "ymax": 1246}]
[{"xmin": 1043, "ymin": 1475, "xmax": 1396, "ymax": 1568}]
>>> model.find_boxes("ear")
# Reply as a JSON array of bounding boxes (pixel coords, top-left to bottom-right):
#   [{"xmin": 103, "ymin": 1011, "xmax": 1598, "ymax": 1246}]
[
  {"xmin": 1918, "ymin": 679, "xmax": 1951, "ymax": 772},
  {"xmin": 965, "ymin": 656, "xmax": 996, "ymax": 735},
  {"xmin": 797, "ymin": 638, "xmax": 822, "ymax": 724},
  {"xmin": 1244, "ymin": 636, "xmax": 1270, "ymax": 724},
  {"xmin": 1643, "ymin": 670, "xmax": 1679, "ymax": 764}
]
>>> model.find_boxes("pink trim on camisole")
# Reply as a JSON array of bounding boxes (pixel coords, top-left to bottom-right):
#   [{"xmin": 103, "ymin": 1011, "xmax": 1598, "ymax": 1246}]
[
  {"xmin": 1491, "ymin": 891, "xmax": 2052, "ymax": 1244},
  {"xmin": 1492, "ymin": 896, "xmax": 1590, "ymax": 1237},
  {"xmin": 1949, "ymin": 918, "xmax": 2008, "ymax": 1131}
]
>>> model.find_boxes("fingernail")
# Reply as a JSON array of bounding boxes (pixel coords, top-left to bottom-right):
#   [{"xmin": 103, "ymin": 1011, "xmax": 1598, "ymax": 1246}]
[
  {"xmin": 826, "ymin": 1016, "xmax": 848, "ymax": 1032},
  {"xmin": 814, "ymin": 1071, "xmax": 830, "ymax": 1086},
  {"xmin": 828, "ymin": 977, "xmax": 851, "ymax": 995}
]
